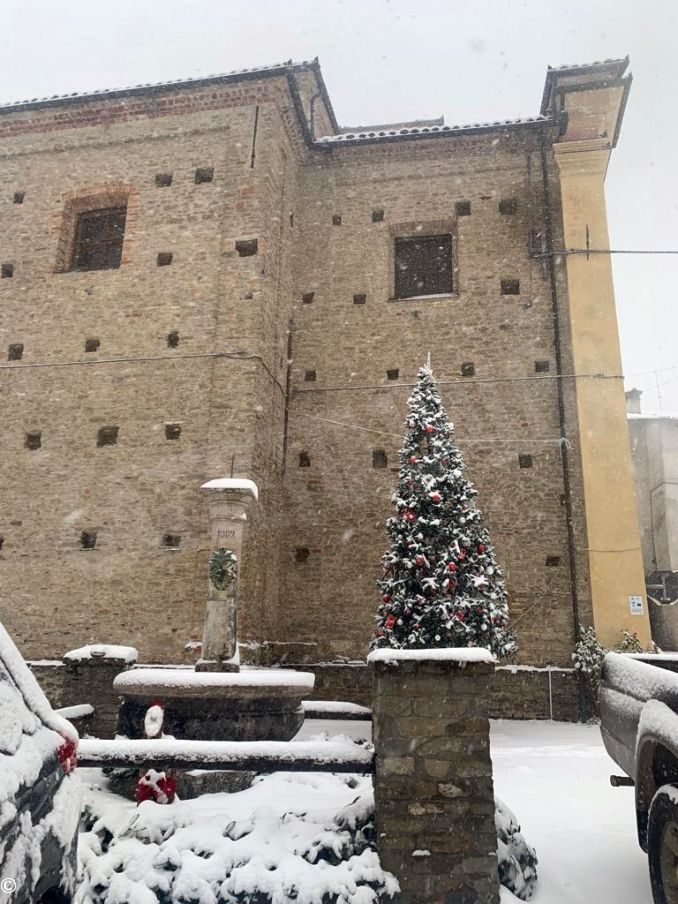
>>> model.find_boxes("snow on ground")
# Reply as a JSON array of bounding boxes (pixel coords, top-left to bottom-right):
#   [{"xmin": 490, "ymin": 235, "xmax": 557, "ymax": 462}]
[
  {"xmin": 491, "ymin": 720, "xmax": 652, "ymax": 904},
  {"xmin": 75, "ymin": 719, "xmax": 654, "ymax": 903}
]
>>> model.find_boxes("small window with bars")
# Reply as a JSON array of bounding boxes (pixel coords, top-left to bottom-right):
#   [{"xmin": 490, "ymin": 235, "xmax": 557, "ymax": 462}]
[
  {"xmin": 71, "ymin": 206, "xmax": 127, "ymax": 272},
  {"xmin": 394, "ymin": 234, "xmax": 453, "ymax": 300}
]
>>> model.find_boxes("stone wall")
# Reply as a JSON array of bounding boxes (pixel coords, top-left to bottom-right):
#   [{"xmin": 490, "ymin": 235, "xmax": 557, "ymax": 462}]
[
  {"xmin": 29, "ymin": 655, "xmax": 581, "ymax": 736},
  {"xmin": 0, "ymin": 62, "xmax": 592, "ymax": 675},
  {"xmin": 29, "ymin": 656, "xmax": 136, "ymax": 738},
  {"xmin": 371, "ymin": 653, "xmax": 499, "ymax": 903},
  {"xmin": 298, "ymin": 661, "xmax": 582, "ymax": 721}
]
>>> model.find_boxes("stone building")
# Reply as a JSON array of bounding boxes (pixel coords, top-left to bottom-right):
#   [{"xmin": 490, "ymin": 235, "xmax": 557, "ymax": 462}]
[
  {"xmin": 0, "ymin": 57, "xmax": 650, "ymax": 710},
  {"xmin": 627, "ymin": 389, "xmax": 678, "ymax": 648}
]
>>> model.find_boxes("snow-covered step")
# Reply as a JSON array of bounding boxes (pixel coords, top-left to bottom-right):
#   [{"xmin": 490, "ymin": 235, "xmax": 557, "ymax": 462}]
[{"xmin": 77, "ymin": 737, "xmax": 374, "ymax": 773}]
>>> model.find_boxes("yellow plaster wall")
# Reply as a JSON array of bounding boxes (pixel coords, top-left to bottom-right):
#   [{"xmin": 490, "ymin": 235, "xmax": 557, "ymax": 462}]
[{"xmin": 555, "ymin": 139, "xmax": 651, "ymax": 648}]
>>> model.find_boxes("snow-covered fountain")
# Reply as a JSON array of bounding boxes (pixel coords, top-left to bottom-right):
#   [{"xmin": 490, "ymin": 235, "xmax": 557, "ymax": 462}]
[{"xmin": 114, "ymin": 478, "xmax": 314, "ymax": 743}]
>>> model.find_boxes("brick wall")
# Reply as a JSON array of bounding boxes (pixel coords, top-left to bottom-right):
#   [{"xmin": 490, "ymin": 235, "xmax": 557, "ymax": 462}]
[{"xmin": 1, "ymin": 65, "xmax": 591, "ymax": 682}]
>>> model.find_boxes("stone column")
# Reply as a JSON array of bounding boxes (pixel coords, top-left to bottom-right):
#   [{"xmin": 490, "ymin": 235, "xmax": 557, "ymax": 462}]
[
  {"xmin": 369, "ymin": 650, "xmax": 499, "ymax": 904},
  {"xmin": 196, "ymin": 478, "xmax": 258, "ymax": 673}
]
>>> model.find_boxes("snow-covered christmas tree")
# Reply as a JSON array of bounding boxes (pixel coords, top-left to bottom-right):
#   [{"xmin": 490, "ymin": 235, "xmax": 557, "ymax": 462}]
[{"xmin": 370, "ymin": 365, "xmax": 515, "ymax": 657}]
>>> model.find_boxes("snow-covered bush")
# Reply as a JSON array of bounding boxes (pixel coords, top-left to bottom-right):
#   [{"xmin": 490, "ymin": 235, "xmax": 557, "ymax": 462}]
[
  {"xmin": 495, "ymin": 798, "xmax": 538, "ymax": 901},
  {"xmin": 617, "ymin": 630, "xmax": 644, "ymax": 653},
  {"xmin": 76, "ymin": 773, "xmax": 400, "ymax": 904}
]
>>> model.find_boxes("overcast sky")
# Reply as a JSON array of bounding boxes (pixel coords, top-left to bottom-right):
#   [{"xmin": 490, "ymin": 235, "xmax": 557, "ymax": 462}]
[{"xmin": 2, "ymin": 0, "xmax": 676, "ymax": 410}]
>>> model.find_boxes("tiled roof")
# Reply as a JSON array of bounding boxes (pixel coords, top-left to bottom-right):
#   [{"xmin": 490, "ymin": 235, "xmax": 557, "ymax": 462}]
[
  {"xmin": 0, "ymin": 60, "xmax": 314, "ymax": 112},
  {"xmin": 318, "ymin": 115, "xmax": 550, "ymax": 145},
  {"xmin": 547, "ymin": 57, "xmax": 628, "ymax": 73}
]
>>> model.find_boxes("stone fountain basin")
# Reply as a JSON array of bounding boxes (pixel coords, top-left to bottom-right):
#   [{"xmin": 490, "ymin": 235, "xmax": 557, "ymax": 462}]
[{"xmin": 114, "ymin": 667, "xmax": 315, "ymax": 742}]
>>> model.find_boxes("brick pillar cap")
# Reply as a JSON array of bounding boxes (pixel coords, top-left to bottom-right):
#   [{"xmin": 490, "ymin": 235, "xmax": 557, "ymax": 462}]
[
  {"xmin": 200, "ymin": 478, "xmax": 259, "ymax": 501},
  {"xmin": 367, "ymin": 647, "xmax": 495, "ymax": 665}
]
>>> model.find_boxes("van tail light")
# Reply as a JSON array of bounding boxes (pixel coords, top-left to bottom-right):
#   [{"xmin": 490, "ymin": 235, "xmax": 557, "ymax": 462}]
[{"xmin": 58, "ymin": 737, "xmax": 78, "ymax": 775}]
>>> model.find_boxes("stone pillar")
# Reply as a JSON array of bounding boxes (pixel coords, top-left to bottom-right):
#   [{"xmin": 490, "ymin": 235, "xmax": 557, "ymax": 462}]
[
  {"xmin": 369, "ymin": 650, "xmax": 499, "ymax": 904},
  {"xmin": 196, "ymin": 478, "xmax": 258, "ymax": 672},
  {"xmin": 62, "ymin": 644, "xmax": 138, "ymax": 738}
]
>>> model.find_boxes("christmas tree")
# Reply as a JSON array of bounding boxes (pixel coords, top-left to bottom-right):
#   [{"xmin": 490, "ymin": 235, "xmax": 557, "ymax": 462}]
[{"xmin": 370, "ymin": 365, "xmax": 515, "ymax": 657}]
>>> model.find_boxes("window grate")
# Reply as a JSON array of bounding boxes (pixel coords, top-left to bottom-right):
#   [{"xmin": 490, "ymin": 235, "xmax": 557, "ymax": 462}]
[
  {"xmin": 72, "ymin": 207, "xmax": 126, "ymax": 272},
  {"xmin": 394, "ymin": 234, "xmax": 453, "ymax": 299}
]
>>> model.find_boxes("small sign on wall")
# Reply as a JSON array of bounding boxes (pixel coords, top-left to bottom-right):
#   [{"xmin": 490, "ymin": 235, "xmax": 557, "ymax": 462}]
[{"xmin": 629, "ymin": 595, "xmax": 645, "ymax": 616}]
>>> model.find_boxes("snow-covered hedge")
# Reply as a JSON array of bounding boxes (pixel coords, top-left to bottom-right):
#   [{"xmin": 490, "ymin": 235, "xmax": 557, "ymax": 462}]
[
  {"xmin": 495, "ymin": 797, "xmax": 538, "ymax": 901},
  {"xmin": 77, "ymin": 773, "xmax": 400, "ymax": 904}
]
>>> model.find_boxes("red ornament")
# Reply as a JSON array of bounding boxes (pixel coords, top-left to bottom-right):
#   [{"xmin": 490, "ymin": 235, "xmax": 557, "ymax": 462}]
[
  {"xmin": 425, "ymin": 425, "xmax": 435, "ymax": 434},
  {"xmin": 448, "ymin": 563, "xmax": 457, "ymax": 572},
  {"xmin": 409, "ymin": 455, "xmax": 417, "ymax": 464},
  {"xmin": 383, "ymin": 594, "xmax": 391, "ymax": 603},
  {"xmin": 135, "ymin": 770, "xmax": 177, "ymax": 805},
  {"xmin": 415, "ymin": 555, "xmax": 425, "ymax": 566},
  {"xmin": 478, "ymin": 544, "xmax": 486, "ymax": 553},
  {"xmin": 454, "ymin": 612, "xmax": 465, "ymax": 621},
  {"xmin": 458, "ymin": 549, "xmax": 467, "ymax": 561},
  {"xmin": 385, "ymin": 615, "xmax": 397, "ymax": 630},
  {"xmin": 405, "ymin": 511, "xmax": 417, "ymax": 523},
  {"xmin": 430, "ymin": 492, "xmax": 442, "ymax": 504}
]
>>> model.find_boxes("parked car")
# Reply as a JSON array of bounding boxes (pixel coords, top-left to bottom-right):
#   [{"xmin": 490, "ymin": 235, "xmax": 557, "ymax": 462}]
[
  {"xmin": 600, "ymin": 651, "xmax": 678, "ymax": 904},
  {"xmin": 0, "ymin": 622, "xmax": 81, "ymax": 903}
]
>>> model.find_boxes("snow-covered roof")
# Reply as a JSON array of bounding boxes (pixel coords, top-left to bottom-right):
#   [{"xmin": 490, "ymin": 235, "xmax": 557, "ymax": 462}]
[
  {"xmin": 318, "ymin": 115, "xmax": 550, "ymax": 145},
  {"xmin": 628, "ymin": 412, "xmax": 678, "ymax": 422},
  {"xmin": 540, "ymin": 57, "xmax": 630, "ymax": 115},
  {"xmin": 200, "ymin": 477, "xmax": 259, "ymax": 499},
  {"xmin": 0, "ymin": 60, "xmax": 316, "ymax": 112},
  {"xmin": 367, "ymin": 647, "xmax": 495, "ymax": 665}
]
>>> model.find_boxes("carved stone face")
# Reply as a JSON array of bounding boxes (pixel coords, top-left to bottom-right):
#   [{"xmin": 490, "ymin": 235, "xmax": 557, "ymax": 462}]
[{"xmin": 209, "ymin": 548, "xmax": 238, "ymax": 592}]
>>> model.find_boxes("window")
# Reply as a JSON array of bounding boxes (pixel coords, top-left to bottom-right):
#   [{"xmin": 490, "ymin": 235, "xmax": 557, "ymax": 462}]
[
  {"xmin": 13, "ymin": 192, "xmax": 25, "ymax": 205},
  {"xmin": 372, "ymin": 209, "xmax": 385, "ymax": 222},
  {"xmin": 304, "ymin": 370, "xmax": 317, "ymax": 382},
  {"xmin": 155, "ymin": 173, "xmax": 172, "ymax": 187},
  {"xmin": 455, "ymin": 201, "xmax": 471, "ymax": 217},
  {"xmin": 518, "ymin": 454, "xmax": 534, "ymax": 469},
  {"xmin": 85, "ymin": 338, "xmax": 100, "ymax": 352},
  {"xmin": 386, "ymin": 368, "xmax": 399, "ymax": 380},
  {"xmin": 162, "ymin": 534, "xmax": 182, "ymax": 549},
  {"xmin": 1, "ymin": 263, "xmax": 14, "ymax": 278},
  {"xmin": 394, "ymin": 234, "xmax": 453, "ymax": 299},
  {"xmin": 72, "ymin": 207, "xmax": 126, "ymax": 271},
  {"xmin": 8, "ymin": 343, "xmax": 23, "ymax": 361},
  {"xmin": 25, "ymin": 431, "xmax": 42, "ymax": 451},
  {"xmin": 461, "ymin": 362, "xmax": 475, "ymax": 377},
  {"xmin": 165, "ymin": 423, "xmax": 182, "ymax": 440},
  {"xmin": 299, "ymin": 451, "xmax": 311, "ymax": 468},
  {"xmin": 167, "ymin": 331, "xmax": 180, "ymax": 348},
  {"xmin": 195, "ymin": 167, "xmax": 214, "ymax": 184},
  {"xmin": 157, "ymin": 252, "xmax": 173, "ymax": 267}
]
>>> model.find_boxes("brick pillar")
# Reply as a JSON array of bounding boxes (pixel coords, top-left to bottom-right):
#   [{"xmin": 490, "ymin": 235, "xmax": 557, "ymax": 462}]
[{"xmin": 369, "ymin": 650, "xmax": 499, "ymax": 904}]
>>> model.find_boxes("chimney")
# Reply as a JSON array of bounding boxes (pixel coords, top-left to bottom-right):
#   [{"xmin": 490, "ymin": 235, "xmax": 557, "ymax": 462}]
[{"xmin": 625, "ymin": 387, "xmax": 643, "ymax": 414}]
